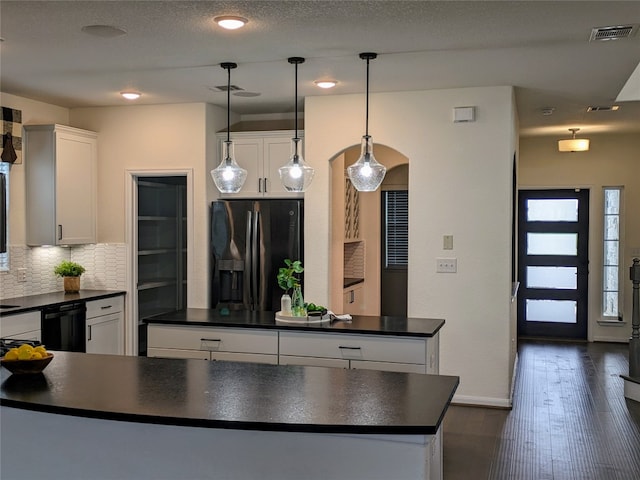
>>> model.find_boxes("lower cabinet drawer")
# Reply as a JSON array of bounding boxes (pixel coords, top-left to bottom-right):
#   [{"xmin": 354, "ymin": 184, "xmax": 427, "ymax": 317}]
[
  {"xmin": 86, "ymin": 295, "xmax": 124, "ymax": 318},
  {"xmin": 279, "ymin": 355, "xmax": 349, "ymax": 369},
  {"xmin": 350, "ymin": 360, "xmax": 426, "ymax": 374},
  {"xmin": 148, "ymin": 325, "xmax": 278, "ymax": 355},
  {"xmin": 211, "ymin": 351, "xmax": 278, "ymax": 365},
  {"xmin": 279, "ymin": 332, "xmax": 427, "ymax": 365},
  {"xmin": 147, "ymin": 347, "xmax": 210, "ymax": 360}
]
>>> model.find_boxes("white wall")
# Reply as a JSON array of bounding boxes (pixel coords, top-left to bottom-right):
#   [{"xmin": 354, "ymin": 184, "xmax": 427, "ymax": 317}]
[
  {"xmin": 69, "ymin": 103, "xmax": 226, "ymax": 309},
  {"xmin": 519, "ymin": 133, "xmax": 640, "ymax": 342},
  {"xmin": 305, "ymin": 87, "xmax": 516, "ymax": 406}
]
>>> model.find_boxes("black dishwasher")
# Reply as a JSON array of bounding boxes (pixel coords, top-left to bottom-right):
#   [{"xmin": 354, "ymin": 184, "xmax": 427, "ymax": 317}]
[{"xmin": 41, "ymin": 302, "xmax": 87, "ymax": 352}]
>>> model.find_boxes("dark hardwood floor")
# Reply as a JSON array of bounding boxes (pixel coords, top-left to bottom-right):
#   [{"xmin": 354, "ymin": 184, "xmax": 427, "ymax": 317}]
[{"xmin": 443, "ymin": 340, "xmax": 640, "ymax": 479}]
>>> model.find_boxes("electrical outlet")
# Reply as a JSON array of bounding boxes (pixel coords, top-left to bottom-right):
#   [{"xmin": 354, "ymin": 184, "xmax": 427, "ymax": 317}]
[
  {"xmin": 436, "ymin": 258, "xmax": 457, "ymax": 273},
  {"xmin": 17, "ymin": 268, "xmax": 27, "ymax": 283}
]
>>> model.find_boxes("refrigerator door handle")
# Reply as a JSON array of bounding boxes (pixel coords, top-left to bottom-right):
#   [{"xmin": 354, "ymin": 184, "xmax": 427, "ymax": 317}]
[
  {"xmin": 251, "ymin": 209, "xmax": 260, "ymax": 311},
  {"xmin": 245, "ymin": 211, "xmax": 253, "ymax": 309}
]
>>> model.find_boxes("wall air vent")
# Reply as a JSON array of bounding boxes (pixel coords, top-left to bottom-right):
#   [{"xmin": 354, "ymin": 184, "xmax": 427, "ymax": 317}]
[
  {"xmin": 208, "ymin": 85, "xmax": 244, "ymax": 92},
  {"xmin": 587, "ymin": 105, "xmax": 620, "ymax": 112},
  {"xmin": 589, "ymin": 25, "xmax": 638, "ymax": 42}
]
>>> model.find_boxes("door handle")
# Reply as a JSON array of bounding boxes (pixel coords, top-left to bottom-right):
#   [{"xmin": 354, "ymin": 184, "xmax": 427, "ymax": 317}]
[{"xmin": 58, "ymin": 225, "xmax": 63, "ymax": 240}]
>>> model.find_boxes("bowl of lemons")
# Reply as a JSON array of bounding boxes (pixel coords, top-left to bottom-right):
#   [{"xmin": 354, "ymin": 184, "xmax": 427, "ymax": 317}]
[{"xmin": 1, "ymin": 344, "xmax": 53, "ymax": 375}]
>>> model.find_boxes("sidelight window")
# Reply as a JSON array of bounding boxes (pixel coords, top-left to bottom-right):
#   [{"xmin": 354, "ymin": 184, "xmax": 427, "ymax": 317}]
[{"xmin": 602, "ymin": 187, "xmax": 622, "ymax": 319}]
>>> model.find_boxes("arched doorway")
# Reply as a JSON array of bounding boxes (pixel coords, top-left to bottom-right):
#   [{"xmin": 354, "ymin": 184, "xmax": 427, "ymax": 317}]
[{"xmin": 329, "ymin": 144, "xmax": 409, "ymax": 316}]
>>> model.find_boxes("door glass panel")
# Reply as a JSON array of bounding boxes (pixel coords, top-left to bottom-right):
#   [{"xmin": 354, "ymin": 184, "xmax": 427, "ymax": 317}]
[
  {"xmin": 527, "ymin": 233, "xmax": 577, "ymax": 256},
  {"xmin": 603, "ymin": 292, "xmax": 618, "ymax": 317},
  {"xmin": 527, "ymin": 266, "xmax": 577, "ymax": 289},
  {"xmin": 526, "ymin": 299, "xmax": 577, "ymax": 323},
  {"xmin": 603, "ymin": 266, "xmax": 619, "ymax": 291},
  {"xmin": 604, "ymin": 216, "xmax": 619, "ymax": 240},
  {"xmin": 604, "ymin": 189, "xmax": 620, "ymax": 214},
  {"xmin": 527, "ymin": 199, "xmax": 578, "ymax": 222}
]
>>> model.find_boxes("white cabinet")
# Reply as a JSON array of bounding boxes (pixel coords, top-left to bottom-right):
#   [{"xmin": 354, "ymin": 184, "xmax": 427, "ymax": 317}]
[
  {"xmin": 279, "ymin": 331, "xmax": 439, "ymax": 374},
  {"xmin": 24, "ymin": 124, "xmax": 97, "ymax": 246},
  {"xmin": 147, "ymin": 324, "xmax": 279, "ymax": 364},
  {"xmin": 216, "ymin": 131, "xmax": 303, "ymax": 198},
  {"xmin": 343, "ymin": 283, "xmax": 364, "ymax": 315},
  {"xmin": 0, "ymin": 311, "xmax": 41, "ymax": 341},
  {"xmin": 86, "ymin": 295, "xmax": 124, "ymax": 355}
]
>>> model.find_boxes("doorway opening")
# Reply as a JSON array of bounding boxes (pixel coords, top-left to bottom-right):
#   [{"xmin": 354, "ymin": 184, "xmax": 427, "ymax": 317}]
[
  {"xmin": 133, "ymin": 175, "xmax": 187, "ymax": 355},
  {"xmin": 517, "ymin": 189, "xmax": 589, "ymax": 339},
  {"xmin": 329, "ymin": 145, "xmax": 408, "ymax": 316}
]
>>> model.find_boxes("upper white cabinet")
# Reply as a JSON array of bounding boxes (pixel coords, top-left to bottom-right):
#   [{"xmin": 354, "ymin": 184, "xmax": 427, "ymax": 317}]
[
  {"xmin": 216, "ymin": 131, "xmax": 303, "ymax": 198},
  {"xmin": 24, "ymin": 124, "xmax": 97, "ymax": 246}
]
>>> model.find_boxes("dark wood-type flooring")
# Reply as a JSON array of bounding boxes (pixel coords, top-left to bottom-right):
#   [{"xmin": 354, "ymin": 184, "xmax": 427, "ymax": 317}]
[{"xmin": 443, "ymin": 340, "xmax": 640, "ymax": 479}]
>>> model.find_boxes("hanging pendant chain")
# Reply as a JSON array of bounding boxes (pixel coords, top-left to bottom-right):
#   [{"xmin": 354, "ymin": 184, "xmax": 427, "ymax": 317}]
[
  {"xmin": 294, "ymin": 61, "xmax": 299, "ymax": 140},
  {"xmin": 226, "ymin": 66, "xmax": 231, "ymax": 144},
  {"xmin": 365, "ymin": 57, "xmax": 370, "ymax": 138}
]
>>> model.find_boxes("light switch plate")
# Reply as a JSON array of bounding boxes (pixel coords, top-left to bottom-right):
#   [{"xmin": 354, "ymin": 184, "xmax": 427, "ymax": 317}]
[
  {"xmin": 436, "ymin": 258, "xmax": 457, "ymax": 273},
  {"xmin": 443, "ymin": 235, "xmax": 454, "ymax": 250}
]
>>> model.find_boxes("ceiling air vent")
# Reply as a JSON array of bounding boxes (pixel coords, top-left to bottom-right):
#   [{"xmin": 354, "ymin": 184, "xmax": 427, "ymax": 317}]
[
  {"xmin": 209, "ymin": 85, "xmax": 244, "ymax": 92},
  {"xmin": 587, "ymin": 105, "xmax": 620, "ymax": 112},
  {"xmin": 589, "ymin": 24, "xmax": 638, "ymax": 42}
]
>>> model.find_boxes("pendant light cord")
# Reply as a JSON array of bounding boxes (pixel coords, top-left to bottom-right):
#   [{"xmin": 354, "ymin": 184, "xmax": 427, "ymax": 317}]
[
  {"xmin": 226, "ymin": 65, "xmax": 231, "ymax": 144},
  {"xmin": 365, "ymin": 56, "xmax": 370, "ymax": 138}
]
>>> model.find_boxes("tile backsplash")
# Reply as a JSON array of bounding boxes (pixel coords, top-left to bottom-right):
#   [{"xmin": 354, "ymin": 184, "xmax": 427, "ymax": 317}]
[{"xmin": 0, "ymin": 244, "xmax": 127, "ymax": 299}]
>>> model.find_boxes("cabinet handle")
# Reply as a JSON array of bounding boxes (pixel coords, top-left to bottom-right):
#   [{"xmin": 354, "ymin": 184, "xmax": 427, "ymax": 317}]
[
  {"xmin": 338, "ymin": 346, "xmax": 361, "ymax": 351},
  {"xmin": 58, "ymin": 225, "xmax": 63, "ymax": 240},
  {"xmin": 258, "ymin": 178, "xmax": 263, "ymax": 192},
  {"xmin": 100, "ymin": 305, "xmax": 113, "ymax": 310},
  {"xmin": 264, "ymin": 177, "xmax": 268, "ymax": 193},
  {"xmin": 87, "ymin": 325, "xmax": 92, "ymax": 341},
  {"xmin": 201, "ymin": 338, "xmax": 222, "ymax": 342},
  {"xmin": 349, "ymin": 290, "xmax": 355, "ymax": 303}
]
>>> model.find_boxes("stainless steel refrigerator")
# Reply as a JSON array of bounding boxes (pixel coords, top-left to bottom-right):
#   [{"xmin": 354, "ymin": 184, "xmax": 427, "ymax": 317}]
[{"xmin": 211, "ymin": 199, "xmax": 303, "ymax": 311}]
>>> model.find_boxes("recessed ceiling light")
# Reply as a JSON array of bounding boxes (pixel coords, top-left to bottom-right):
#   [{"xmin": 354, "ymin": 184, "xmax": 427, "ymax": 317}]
[
  {"xmin": 121, "ymin": 91, "xmax": 141, "ymax": 100},
  {"xmin": 233, "ymin": 91, "xmax": 261, "ymax": 97},
  {"xmin": 214, "ymin": 16, "xmax": 248, "ymax": 30},
  {"xmin": 314, "ymin": 80, "xmax": 338, "ymax": 89},
  {"xmin": 81, "ymin": 25, "xmax": 127, "ymax": 38}
]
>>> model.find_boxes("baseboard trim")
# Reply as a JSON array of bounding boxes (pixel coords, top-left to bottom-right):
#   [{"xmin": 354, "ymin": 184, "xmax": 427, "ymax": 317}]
[
  {"xmin": 451, "ymin": 394, "xmax": 512, "ymax": 409},
  {"xmin": 623, "ymin": 377, "xmax": 640, "ymax": 403},
  {"xmin": 592, "ymin": 336, "xmax": 628, "ymax": 343}
]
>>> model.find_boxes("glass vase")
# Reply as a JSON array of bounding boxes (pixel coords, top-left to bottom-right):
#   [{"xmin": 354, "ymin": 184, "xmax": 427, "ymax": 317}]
[{"xmin": 291, "ymin": 285, "xmax": 307, "ymax": 317}]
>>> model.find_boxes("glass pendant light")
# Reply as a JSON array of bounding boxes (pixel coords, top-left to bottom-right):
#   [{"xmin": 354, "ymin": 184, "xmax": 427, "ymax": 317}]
[
  {"xmin": 347, "ymin": 52, "xmax": 386, "ymax": 192},
  {"xmin": 279, "ymin": 57, "xmax": 314, "ymax": 192},
  {"xmin": 211, "ymin": 62, "xmax": 247, "ymax": 193}
]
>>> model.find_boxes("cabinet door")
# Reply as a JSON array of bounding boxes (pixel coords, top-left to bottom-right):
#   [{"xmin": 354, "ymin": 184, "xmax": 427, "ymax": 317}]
[
  {"xmin": 147, "ymin": 347, "xmax": 210, "ymax": 360},
  {"xmin": 210, "ymin": 351, "xmax": 278, "ymax": 365},
  {"xmin": 263, "ymin": 136, "xmax": 303, "ymax": 198},
  {"xmin": 350, "ymin": 360, "xmax": 426, "ymax": 374},
  {"xmin": 0, "ymin": 311, "xmax": 41, "ymax": 339},
  {"xmin": 55, "ymin": 130, "xmax": 97, "ymax": 244},
  {"xmin": 220, "ymin": 137, "xmax": 263, "ymax": 198},
  {"xmin": 343, "ymin": 284, "xmax": 364, "ymax": 315},
  {"xmin": 86, "ymin": 313, "xmax": 121, "ymax": 355}
]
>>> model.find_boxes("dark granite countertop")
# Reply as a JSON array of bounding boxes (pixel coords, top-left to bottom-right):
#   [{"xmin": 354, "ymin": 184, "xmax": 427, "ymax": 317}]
[
  {"xmin": 0, "ymin": 290, "xmax": 126, "ymax": 316},
  {"xmin": 146, "ymin": 309, "xmax": 445, "ymax": 338},
  {"xmin": 0, "ymin": 351, "xmax": 459, "ymax": 434}
]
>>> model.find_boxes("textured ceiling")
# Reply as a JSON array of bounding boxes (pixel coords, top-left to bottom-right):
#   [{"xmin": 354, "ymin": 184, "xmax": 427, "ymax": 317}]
[{"xmin": 1, "ymin": 1, "xmax": 639, "ymax": 136}]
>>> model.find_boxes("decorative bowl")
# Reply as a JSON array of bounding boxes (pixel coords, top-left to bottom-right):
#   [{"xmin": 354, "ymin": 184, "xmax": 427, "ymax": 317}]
[{"xmin": 1, "ymin": 353, "xmax": 54, "ymax": 375}]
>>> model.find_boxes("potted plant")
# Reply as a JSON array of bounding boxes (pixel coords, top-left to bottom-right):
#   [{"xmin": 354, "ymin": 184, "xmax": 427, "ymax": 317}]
[
  {"xmin": 54, "ymin": 260, "xmax": 86, "ymax": 293},
  {"xmin": 277, "ymin": 259, "xmax": 306, "ymax": 316}
]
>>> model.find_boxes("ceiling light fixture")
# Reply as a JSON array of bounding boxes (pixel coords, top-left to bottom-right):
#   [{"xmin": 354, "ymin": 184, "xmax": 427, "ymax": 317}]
[
  {"xmin": 81, "ymin": 24, "xmax": 127, "ymax": 38},
  {"xmin": 120, "ymin": 91, "xmax": 141, "ymax": 100},
  {"xmin": 314, "ymin": 80, "xmax": 337, "ymax": 89},
  {"xmin": 214, "ymin": 16, "xmax": 248, "ymax": 30},
  {"xmin": 558, "ymin": 128, "xmax": 590, "ymax": 152},
  {"xmin": 279, "ymin": 57, "xmax": 314, "ymax": 192},
  {"xmin": 347, "ymin": 52, "xmax": 386, "ymax": 192},
  {"xmin": 211, "ymin": 62, "xmax": 247, "ymax": 193}
]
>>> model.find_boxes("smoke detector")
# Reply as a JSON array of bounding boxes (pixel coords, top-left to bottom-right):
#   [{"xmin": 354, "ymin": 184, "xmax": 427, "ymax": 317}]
[{"xmin": 589, "ymin": 24, "xmax": 638, "ymax": 42}]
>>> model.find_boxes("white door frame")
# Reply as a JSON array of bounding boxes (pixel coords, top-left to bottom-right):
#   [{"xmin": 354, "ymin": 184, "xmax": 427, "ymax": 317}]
[{"xmin": 124, "ymin": 168, "xmax": 194, "ymax": 355}]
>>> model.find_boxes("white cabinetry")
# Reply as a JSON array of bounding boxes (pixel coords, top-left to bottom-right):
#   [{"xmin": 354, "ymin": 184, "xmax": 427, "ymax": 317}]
[
  {"xmin": 86, "ymin": 295, "xmax": 124, "ymax": 355},
  {"xmin": 0, "ymin": 311, "xmax": 41, "ymax": 341},
  {"xmin": 279, "ymin": 331, "xmax": 440, "ymax": 374},
  {"xmin": 147, "ymin": 324, "xmax": 278, "ymax": 364},
  {"xmin": 216, "ymin": 131, "xmax": 302, "ymax": 198},
  {"xmin": 24, "ymin": 124, "xmax": 97, "ymax": 246}
]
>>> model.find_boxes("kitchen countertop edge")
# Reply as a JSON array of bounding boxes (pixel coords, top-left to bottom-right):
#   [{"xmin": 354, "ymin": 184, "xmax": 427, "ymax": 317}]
[{"xmin": 0, "ymin": 290, "xmax": 126, "ymax": 315}]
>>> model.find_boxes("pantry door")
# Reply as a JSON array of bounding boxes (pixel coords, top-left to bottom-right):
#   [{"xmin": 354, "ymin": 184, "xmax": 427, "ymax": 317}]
[{"xmin": 517, "ymin": 189, "xmax": 589, "ymax": 339}]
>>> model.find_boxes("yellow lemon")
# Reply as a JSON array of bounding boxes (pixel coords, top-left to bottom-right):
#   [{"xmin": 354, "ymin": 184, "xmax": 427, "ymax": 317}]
[
  {"xmin": 3, "ymin": 348, "xmax": 19, "ymax": 361},
  {"xmin": 18, "ymin": 343, "xmax": 34, "ymax": 354},
  {"xmin": 34, "ymin": 346, "xmax": 47, "ymax": 356},
  {"xmin": 18, "ymin": 349, "xmax": 33, "ymax": 360},
  {"xmin": 30, "ymin": 352, "xmax": 43, "ymax": 360}
]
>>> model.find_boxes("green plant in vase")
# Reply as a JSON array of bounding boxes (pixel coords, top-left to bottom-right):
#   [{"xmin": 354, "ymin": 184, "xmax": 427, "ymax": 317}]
[
  {"xmin": 277, "ymin": 259, "xmax": 306, "ymax": 317},
  {"xmin": 54, "ymin": 260, "xmax": 86, "ymax": 293}
]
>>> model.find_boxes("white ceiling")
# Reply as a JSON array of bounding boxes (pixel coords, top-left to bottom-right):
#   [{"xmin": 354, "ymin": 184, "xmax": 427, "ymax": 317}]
[{"xmin": 1, "ymin": 1, "xmax": 639, "ymax": 137}]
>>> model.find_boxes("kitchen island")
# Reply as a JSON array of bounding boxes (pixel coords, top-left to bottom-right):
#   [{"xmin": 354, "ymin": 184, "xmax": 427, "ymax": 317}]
[{"xmin": 1, "ymin": 351, "xmax": 458, "ymax": 480}]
